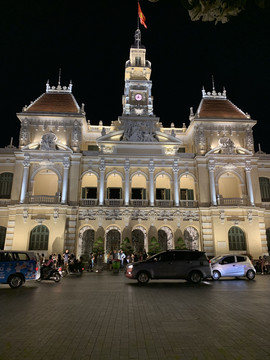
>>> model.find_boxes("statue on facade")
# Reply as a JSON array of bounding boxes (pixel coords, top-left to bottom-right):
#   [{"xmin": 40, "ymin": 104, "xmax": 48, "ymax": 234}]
[{"xmin": 40, "ymin": 132, "xmax": 57, "ymax": 150}]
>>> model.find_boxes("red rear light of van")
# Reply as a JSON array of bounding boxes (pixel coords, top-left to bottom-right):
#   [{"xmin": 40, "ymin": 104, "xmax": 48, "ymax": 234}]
[{"xmin": 36, "ymin": 267, "xmax": 39, "ymax": 271}]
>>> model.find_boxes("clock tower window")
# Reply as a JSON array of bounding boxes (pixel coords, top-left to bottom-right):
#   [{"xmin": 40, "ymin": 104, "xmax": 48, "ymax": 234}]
[{"xmin": 135, "ymin": 57, "xmax": 141, "ymax": 66}]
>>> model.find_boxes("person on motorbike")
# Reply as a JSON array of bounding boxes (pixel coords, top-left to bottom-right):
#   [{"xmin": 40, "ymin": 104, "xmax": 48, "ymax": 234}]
[{"xmin": 41, "ymin": 255, "xmax": 54, "ymax": 278}]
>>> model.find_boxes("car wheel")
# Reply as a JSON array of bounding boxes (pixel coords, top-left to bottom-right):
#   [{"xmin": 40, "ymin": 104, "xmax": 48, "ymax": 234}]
[
  {"xmin": 246, "ymin": 269, "xmax": 255, "ymax": 280},
  {"xmin": 54, "ymin": 273, "xmax": 61, "ymax": 282},
  {"xmin": 8, "ymin": 274, "xmax": 24, "ymax": 288},
  {"xmin": 137, "ymin": 272, "xmax": 150, "ymax": 284},
  {"xmin": 212, "ymin": 270, "xmax": 221, "ymax": 280},
  {"xmin": 188, "ymin": 271, "xmax": 202, "ymax": 284}
]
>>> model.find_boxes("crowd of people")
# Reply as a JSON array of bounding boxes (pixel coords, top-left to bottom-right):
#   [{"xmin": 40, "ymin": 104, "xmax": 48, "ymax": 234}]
[{"xmin": 254, "ymin": 255, "xmax": 270, "ymax": 275}]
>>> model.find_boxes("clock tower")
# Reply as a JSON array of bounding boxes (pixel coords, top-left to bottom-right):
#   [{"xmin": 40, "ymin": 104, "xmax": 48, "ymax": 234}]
[{"xmin": 122, "ymin": 29, "xmax": 153, "ymax": 116}]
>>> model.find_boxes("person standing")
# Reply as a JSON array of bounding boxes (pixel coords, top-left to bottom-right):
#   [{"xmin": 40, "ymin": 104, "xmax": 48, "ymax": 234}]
[
  {"xmin": 120, "ymin": 250, "xmax": 126, "ymax": 270},
  {"xmin": 63, "ymin": 249, "xmax": 69, "ymax": 270}
]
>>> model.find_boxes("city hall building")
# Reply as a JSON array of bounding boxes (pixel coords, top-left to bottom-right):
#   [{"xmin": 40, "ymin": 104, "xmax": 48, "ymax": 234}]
[{"xmin": 0, "ymin": 29, "xmax": 270, "ymax": 260}]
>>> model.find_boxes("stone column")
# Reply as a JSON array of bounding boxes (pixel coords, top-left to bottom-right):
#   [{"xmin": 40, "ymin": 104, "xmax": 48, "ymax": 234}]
[
  {"xmin": 208, "ymin": 160, "xmax": 217, "ymax": 206},
  {"xmin": 20, "ymin": 156, "xmax": 30, "ymax": 204},
  {"xmin": 61, "ymin": 157, "xmax": 70, "ymax": 204},
  {"xmin": 245, "ymin": 161, "xmax": 255, "ymax": 206},
  {"xmin": 99, "ymin": 159, "xmax": 105, "ymax": 206},
  {"xmin": 149, "ymin": 159, "xmax": 155, "ymax": 206},
  {"xmin": 124, "ymin": 159, "xmax": 130, "ymax": 206},
  {"xmin": 173, "ymin": 160, "xmax": 179, "ymax": 206}
]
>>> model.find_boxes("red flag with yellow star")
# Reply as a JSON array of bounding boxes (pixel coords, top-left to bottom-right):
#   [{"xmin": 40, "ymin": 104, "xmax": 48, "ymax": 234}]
[{"xmin": 138, "ymin": 2, "xmax": 147, "ymax": 29}]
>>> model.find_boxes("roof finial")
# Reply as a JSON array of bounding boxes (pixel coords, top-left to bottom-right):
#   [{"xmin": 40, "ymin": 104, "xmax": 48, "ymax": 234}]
[
  {"xmin": 58, "ymin": 68, "xmax": 61, "ymax": 86},
  {"xmin": 212, "ymin": 75, "xmax": 215, "ymax": 91}
]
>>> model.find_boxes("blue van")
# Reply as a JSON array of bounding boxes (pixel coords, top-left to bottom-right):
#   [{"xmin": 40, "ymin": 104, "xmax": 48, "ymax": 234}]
[{"xmin": 0, "ymin": 251, "xmax": 40, "ymax": 288}]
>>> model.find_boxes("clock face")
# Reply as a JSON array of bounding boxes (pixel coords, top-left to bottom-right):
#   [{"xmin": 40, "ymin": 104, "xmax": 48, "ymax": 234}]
[{"xmin": 135, "ymin": 93, "xmax": 142, "ymax": 101}]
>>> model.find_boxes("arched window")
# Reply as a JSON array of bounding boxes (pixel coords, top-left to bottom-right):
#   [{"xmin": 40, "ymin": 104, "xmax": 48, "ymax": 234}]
[
  {"xmin": 259, "ymin": 177, "xmax": 270, "ymax": 202},
  {"xmin": 0, "ymin": 172, "xmax": 13, "ymax": 199},
  {"xmin": 81, "ymin": 173, "xmax": 98, "ymax": 199},
  {"xmin": 0, "ymin": 226, "xmax": 6, "ymax": 250},
  {"xmin": 29, "ymin": 225, "xmax": 49, "ymax": 251},
  {"xmin": 228, "ymin": 226, "xmax": 246, "ymax": 251}
]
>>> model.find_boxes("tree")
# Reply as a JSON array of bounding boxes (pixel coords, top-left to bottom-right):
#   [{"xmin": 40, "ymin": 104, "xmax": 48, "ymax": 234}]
[
  {"xmin": 175, "ymin": 237, "xmax": 187, "ymax": 250},
  {"xmin": 93, "ymin": 237, "xmax": 104, "ymax": 254},
  {"xmin": 148, "ymin": 0, "xmax": 269, "ymax": 25},
  {"xmin": 121, "ymin": 237, "xmax": 134, "ymax": 255},
  {"xmin": 148, "ymin": 236, "xmax": 161, "ymax": 256}
]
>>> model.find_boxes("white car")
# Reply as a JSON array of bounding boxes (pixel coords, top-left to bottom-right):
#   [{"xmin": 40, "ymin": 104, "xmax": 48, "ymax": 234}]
[{"xmin": 210, "ymin": 254, "xmax": 256, "ymax": 280}]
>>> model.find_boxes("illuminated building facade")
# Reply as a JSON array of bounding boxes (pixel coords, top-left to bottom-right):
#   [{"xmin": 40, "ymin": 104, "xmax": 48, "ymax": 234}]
[{"xmin": 0, "ymin": 30, "xmax": 269, "ymax": 260}]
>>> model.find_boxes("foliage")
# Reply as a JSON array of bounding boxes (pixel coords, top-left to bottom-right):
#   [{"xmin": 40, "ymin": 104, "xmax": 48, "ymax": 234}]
[
  {"xmin": 112, "ymin": 259, "xmax": 121, "ymax": 269},
  {"xmin": 121, "ymin": 237, "xmax": 134, "ymax": 255},
  {"xmin": 148, "ymin": 0, "xmax": 269, "ymax": 24},
  {"xmin": 175, "ymin": 237, "xmax": 187, "ymax": 250},
  {"xmin": 148, "ymin": 236, "xmax": 161, "ymax": 256},
  {"xmin": 93, "ymin": 237, "xmax": 104, "ymax": 254}
]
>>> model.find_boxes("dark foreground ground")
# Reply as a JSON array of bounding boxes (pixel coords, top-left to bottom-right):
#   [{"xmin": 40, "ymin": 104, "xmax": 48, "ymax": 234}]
[{"xmin": 0, "ymin": 271, "xmax": 270, "ymax": 360}]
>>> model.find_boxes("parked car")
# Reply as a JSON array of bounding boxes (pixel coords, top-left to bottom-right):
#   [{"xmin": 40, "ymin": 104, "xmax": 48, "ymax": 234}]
[
  {"xmin": 125, "ymin": 249, "xmax": 212, "ymax": 284},
  {"xmin": 210, "ymin": 254, "xmax": 256, "ymax": 280},
  {"xmin": 0, "ymin": 250, "xmax": 40, "ymax": 288}
]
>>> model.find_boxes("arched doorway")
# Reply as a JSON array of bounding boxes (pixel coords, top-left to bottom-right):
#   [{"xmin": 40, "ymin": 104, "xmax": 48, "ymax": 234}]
[
  {"xmin": 106, "ymin": 228, "xmax": 121, "ymax": 253},
  {"xmin": 132, "ymin": 227, "xmax": 145, "ymax": 255},
  {"xmin": 184, "ymin": 226, "xmax": 199, "ymax": 250},
  {"xmin": 266, "ymin": 228, "xmax": 270, "ymax": 253},
  {"xmin": 158, "ymin": 226, "xmax": 173, "ymax": 251},
  {"xmin": 0, "ymin": 226, "xmax": 6, "ymax": 250},
  {"xmin": 78, "ymin": 228, "xmax": 95, "ymax": 261}
]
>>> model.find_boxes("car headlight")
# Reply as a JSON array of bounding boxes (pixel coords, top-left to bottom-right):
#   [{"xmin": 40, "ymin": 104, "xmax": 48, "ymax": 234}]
[{"xmin": 127, "ymin": 265, "xmax": 133, "ymax": 270}]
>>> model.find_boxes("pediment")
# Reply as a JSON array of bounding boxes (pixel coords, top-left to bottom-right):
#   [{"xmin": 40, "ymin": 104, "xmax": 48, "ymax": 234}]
[{"xmin": 97, "ymin": 129, "xmax": 182, "ymax": 145}]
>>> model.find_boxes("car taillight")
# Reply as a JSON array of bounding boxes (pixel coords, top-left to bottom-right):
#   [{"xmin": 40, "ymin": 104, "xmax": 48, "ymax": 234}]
[
  {"xmin": 36, "ymin": 267, "xmax": 39, "ymax": 271},
  {"xmin": 58, "ymin": 267, "xmax": 62, "ymax": 271}
]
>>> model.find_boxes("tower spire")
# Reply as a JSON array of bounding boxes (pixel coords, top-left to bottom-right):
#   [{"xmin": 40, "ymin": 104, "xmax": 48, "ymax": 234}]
[{"xmin": 135, "ymin": 28, "xmax": 141, "ymax": 48}]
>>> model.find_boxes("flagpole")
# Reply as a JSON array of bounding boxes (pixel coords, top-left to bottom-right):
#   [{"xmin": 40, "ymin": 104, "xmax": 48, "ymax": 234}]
[{"xmin": 137, "ymin": 0, "xmax": 140, "ymax": 29}]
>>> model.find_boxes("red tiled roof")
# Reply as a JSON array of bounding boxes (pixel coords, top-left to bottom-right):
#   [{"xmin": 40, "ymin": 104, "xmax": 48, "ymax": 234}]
[
  {"xmin": 26, "ymin": 93, "xmax": 79, "ymax": 114},
  {"xmin": 197, "ymin": 98, "xmax": 247, "ymax": 119}
]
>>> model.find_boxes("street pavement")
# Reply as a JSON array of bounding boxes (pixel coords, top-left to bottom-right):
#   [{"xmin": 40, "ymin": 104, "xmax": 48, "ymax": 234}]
[{"xmin": 0, "ymin": 271, "xmax": 270, "ymax": 360}]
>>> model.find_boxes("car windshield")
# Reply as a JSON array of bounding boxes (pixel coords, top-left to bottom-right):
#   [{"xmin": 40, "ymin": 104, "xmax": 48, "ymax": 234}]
[{"xmin": 210, "ymin": 256, "xmax": 222, "ymax": 264}]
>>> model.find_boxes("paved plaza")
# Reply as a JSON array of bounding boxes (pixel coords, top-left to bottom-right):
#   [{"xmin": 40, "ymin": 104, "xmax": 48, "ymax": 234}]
[{"xmin": 0, "ymin": 271, "xmax": 270, "ymax": 360}]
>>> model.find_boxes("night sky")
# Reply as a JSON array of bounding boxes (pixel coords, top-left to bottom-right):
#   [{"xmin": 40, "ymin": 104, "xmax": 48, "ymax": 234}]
[{"xmin": 1, "ymin": 1, "xmax": 269, "ymax": 152}]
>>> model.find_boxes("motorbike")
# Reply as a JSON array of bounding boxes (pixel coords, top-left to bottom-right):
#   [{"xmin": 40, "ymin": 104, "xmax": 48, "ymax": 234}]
[
  {"xmin": 37, "ymin": 266, "xmax": 61, "ymax": 282},
  {"xmin": 62, "ymin": 259, "xmax": 84, "ymax": 277}
]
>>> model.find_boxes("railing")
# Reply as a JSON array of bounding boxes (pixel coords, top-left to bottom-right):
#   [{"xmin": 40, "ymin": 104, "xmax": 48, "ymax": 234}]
[
  {"xmin": 130, "ymin": 199, "xmax": 149, "ymax": 207},
  {"xmin": 217, "ymin": 197, "xmax": 247, "ymax": 206},
  {"xmin": 155, "ymin": 200, "xmax": 174, "ymax": 207},
  {"xmin": 105, "ymin": 199, "xmax": 124, "ymax": 206},
  {"xmin": 27, "ymin": 195, "xmax": 60, "ymax": 204},
  {"xmin": 80, "ymin": 199, "xmax": 98, "ymax": 206},
  {"xmin": 179, "ymin": 200, "xmax": 198, "ymax": 208}
]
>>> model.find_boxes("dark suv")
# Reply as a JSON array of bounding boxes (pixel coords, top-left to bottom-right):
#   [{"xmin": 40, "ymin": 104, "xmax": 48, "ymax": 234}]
[{"xmin": 125, "ymin": 250, "xmax": 212, "ymax": 284}]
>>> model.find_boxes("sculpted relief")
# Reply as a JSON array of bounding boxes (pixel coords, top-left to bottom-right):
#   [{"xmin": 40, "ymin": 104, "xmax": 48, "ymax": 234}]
[{"xmin": 122, "ymin": 120, "xmax": 157, "ymax": 142}]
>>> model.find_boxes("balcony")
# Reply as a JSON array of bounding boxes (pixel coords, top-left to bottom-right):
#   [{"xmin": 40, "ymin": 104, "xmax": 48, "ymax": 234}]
[
  {"xmin": 217, "ymin": 196, "xmax": 248, "ymax": 206},
  {"xmin": 179, "ymin": 200, "xmax": 198, "ymax": 208},
  {"xmin": 155, "ymin": 200, "xmax": 174, "ymax": 207},
  {"xmin": 80, "ymin": 199, "xmax": 98, "ymax": 206},
  {"xmin": 105, "ymin": 199, "xmax": 124, "ymax": 206},
  {"xmin": 27, "ymin": 194, "xmax": 60, "ymax": 204},
  {"xmin": 130, "ymin": 199, "xmax": 149, "ymax": 207}
]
